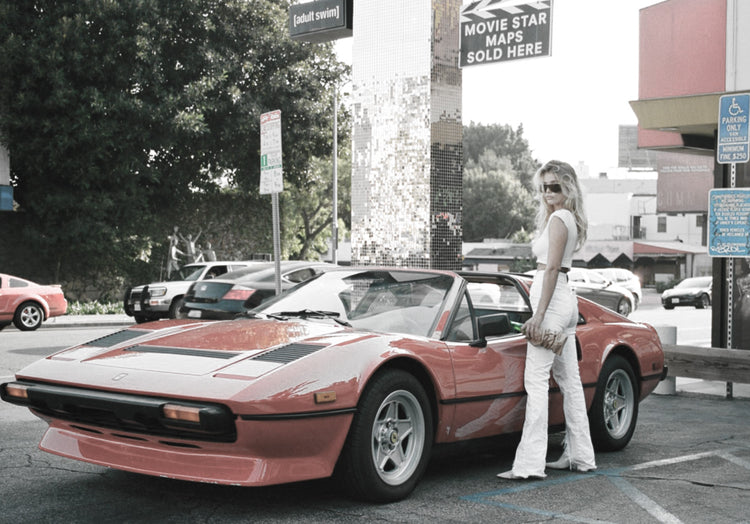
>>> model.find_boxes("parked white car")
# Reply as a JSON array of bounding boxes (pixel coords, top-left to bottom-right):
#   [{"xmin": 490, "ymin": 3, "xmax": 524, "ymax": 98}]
[
  {"xmin": 593, "ymin": 267, "xmax": 643, "ymax": 308},
  {"xmin": 124, "ymin": 261, "xmax": 258, "ymax": 323},
  {"xmin": 568, "ymin": 268, "xmax": 637, "ymax": 317}
]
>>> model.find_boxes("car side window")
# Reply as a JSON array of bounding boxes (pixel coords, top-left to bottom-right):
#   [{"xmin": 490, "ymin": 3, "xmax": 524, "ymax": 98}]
[
  {"xmin": 286, "ymin": 268, "xmax": 315, "ymax": 283},
  {"xmin": 445, "ymin": 293, "xmax": 474, "ymax": 342},
  {"xmin": 207, "ymin": 265, "xmax": 229, "ymax": 278},
  {"xmin": 9, "ymin": 278, "xmax": 29, "ymax": 288}
]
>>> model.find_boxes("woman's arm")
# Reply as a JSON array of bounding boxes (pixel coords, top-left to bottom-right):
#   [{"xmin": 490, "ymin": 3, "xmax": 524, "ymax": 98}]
[{"xmin": 524, "ymin": 215, "xmax": 567, "ymax": 341}]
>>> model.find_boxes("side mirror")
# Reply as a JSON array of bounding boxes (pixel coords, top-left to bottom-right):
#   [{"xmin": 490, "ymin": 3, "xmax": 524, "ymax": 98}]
[{"xmin": 471, "ymin": 314, "xmax": 513, "ymax": 347}]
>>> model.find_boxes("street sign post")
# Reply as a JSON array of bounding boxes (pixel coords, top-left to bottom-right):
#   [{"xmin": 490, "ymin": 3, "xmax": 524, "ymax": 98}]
[
  {"xmin": 460, "ymin": 0, "xmax": 553, "ymax": 68},
  {"xmin": 260, "ymin": 110, "xmax": 283, "ymax": 294}
]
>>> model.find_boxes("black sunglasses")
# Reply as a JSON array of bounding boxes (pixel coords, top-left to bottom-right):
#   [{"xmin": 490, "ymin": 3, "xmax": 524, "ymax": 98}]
[{"xmin": 541, "ymin": 183, "xmax": 562, "ymax": 193}]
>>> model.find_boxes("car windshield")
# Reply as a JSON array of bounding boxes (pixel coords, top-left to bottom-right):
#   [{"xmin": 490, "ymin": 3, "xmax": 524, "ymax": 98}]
[
  {"xmin": 676, "ymin": 277, "xmax": 711, "ymax": 289},
  {"xmin": 255, "ymin": 269, "xmax": 455, "ymax": 337}
]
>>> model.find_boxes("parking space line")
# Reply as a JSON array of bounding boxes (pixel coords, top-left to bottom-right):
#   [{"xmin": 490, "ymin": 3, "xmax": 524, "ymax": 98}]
[
  {"xmin": 462, "ymin": 449, "xmax": 745, "ymax": 523},
  {"xmin": 608, "ymin": 475, "xmax": 682, "ymax": 524}
]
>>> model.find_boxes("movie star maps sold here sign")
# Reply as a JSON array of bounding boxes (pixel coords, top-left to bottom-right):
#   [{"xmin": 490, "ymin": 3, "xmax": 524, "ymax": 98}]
[{"xmin": 460, "ymin": 0, "xmax": 552, "ymax": 67}]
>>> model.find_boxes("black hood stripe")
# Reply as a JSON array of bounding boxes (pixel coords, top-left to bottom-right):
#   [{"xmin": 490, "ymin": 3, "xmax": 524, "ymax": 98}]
[
  {"xmin": 124, "ymin": 345, "xmax": 239, "ymax": 359},
  {"xmin": 251, "ymin": 343, "xmax": 326, "ymax": 364},
  {"xmin": 84, "ymin": 330, "xmax": 147, "ymax": 348}
]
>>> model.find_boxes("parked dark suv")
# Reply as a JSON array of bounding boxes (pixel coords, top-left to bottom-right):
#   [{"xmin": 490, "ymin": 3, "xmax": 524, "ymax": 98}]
[{"xmin": 124, "ymin": 261, "xmax": 257, "ymax": 323}]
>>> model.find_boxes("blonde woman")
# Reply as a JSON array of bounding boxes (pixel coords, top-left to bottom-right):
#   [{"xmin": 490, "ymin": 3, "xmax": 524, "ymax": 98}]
[{"xmin": 498, "ymin": 160, "xmax": 596, "ymax": 480}]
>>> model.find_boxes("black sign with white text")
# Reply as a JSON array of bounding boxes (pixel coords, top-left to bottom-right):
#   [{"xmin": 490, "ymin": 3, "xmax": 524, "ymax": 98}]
[
  {"xmin": 460, "ymin": 0, "xmax": 553, "ymax": 67},
  {"xmin": 289, "ymin": 0, "xmax": 353, "ymax": 43}
]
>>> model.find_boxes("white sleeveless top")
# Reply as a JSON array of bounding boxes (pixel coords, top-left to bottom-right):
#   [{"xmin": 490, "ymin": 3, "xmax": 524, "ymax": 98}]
[{"xmin": 531, "ymin": 209, "xmax": 577, "ymax": 269}]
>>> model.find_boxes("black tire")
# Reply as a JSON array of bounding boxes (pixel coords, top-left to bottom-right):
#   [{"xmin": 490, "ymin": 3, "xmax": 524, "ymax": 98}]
[
  {"xmin": 616, "ymin": 298, "xmax": 631, "ymax": 317},
  {"xmin": 123, "ymin": 287, "xmax": 133, "ymax": 316},
  {"xmin": 589, "ymin": 354, "xmax": 638, "ymax": 451},
  {"xmin": 663, "ymin": 304, "xmax": 674, "ymax": 310},
  {"xmin": 134, "ymin": 315, "xmax": 150, "ymax": 324},
  {"xmin": 337, "ymin": 369, "xmax": 433, "ymax": 503},
  {"xmin": 0, "ymin": 322, "xmax": 9, "ymax": 331},
  {"xmin": 13, "ymin": 301, "xmax": 44, "ymax": 331},
  {"xmin": 696, "ymin": 294, "xmax": 710, "ymax": 309},
  {"xmin": 169, "ymin": 297, "xmax": 185, "ymax": 319}
]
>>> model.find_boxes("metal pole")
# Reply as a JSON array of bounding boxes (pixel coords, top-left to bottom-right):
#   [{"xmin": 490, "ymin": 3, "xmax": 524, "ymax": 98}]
[
  {"xmin": 272, "ymin": 192, "xmax": 282, "ymax": 295},
  {"xmin": 332, "ymin": 88, "xmax": 339, "ymax": 264},
  {"xmin": 727, "ymin": 162, "xmax": 736, "ymax": 398}
]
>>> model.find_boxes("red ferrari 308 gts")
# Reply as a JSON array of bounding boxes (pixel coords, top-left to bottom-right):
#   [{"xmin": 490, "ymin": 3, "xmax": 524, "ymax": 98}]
[{"xmin": 1, "ymin": 268, "xmax": 665, "ymax": 502}]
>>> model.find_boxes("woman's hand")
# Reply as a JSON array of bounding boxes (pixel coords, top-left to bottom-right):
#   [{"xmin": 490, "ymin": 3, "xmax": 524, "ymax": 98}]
[{"xmin": 522, "ymin": 314, "xmax": 543, "ymax": 342}]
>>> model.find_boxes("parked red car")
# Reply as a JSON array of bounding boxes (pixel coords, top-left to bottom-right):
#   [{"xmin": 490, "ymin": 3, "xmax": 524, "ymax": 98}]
[
  {"xmin": 1, "ymin": 268, "xmax": 665, "ymax": 501},
  {"xmin": 0, "ymin": 273, "xmax": 68, "ymax": 331}
]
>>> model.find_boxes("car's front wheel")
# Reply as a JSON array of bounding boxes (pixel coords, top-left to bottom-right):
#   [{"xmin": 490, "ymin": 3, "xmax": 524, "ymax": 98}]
[
  {"xmin": 14, "ymin": 301, "xmax": 44, "ymax": 331},
  {"xmin": 169, "ymin": 297, "xmax": 186, "ymax": 319},
  {"xmin": 589, "ymin": 355, "xmax": 638, "ymax": 451},
  {"xmin": 337, "ymin": 369, "xmax": 433, "ymax": 503}
]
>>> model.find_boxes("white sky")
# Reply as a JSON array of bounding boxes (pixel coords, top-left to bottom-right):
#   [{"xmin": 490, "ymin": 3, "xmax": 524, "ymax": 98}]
[{"xmin": 336, "ymin": 0, "xmax": 664, "ymax": 177}]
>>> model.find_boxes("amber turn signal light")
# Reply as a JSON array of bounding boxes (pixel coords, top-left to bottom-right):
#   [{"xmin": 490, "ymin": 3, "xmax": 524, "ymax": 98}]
[
  {"xmin": 314, "ymin": 391, "xmax": 336, "ymax": 404},
  {"xmin": 5, "ymin": 383, "xmax": 29, "ymax": 400},
  {"xmin": 162, "ymin": 403, "xmax": 202, "ymax": 423}
]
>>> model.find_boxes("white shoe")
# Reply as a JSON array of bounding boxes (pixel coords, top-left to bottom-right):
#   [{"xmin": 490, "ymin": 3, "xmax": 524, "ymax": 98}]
[
  {"xmin": 546, "ymin": 457, "xmax": 570, "ymax": 470},
  {"xmin": 497, "ymin": 470, "xmax": 545, "ymax": 480},
  {"xmin": 546, "ymin": 458, "xmax": 596, "ymax": 472}
]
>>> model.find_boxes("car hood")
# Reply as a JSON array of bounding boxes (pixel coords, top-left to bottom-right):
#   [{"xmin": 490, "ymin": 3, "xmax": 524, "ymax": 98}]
[
  {"xmin": 40, "ymin": 318, "xmax": 356, "ymax": 377},
  {"xmin": 662, "ymin": 287, "xmax": 704, "ymax": 298}
]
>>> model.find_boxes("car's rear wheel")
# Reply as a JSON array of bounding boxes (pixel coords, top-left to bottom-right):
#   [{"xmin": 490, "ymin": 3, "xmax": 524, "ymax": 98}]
[
  {"xmin": 589, "ymin": 355, "xmax": 638, "ymax": 451},
  {"xmin": 696, "ymin": 294, "xmax": 710, "ymax": 309},
  {"xmin": 616, "ymin": 298, "xmax": 631, "ymax": 317},
  {"xmin": 14, "ymin": 301, "xmax": 44, "ymax": 331},
  {"xmin": 337, "ymin": 369, "xmax": 433, "ymax": 502}
]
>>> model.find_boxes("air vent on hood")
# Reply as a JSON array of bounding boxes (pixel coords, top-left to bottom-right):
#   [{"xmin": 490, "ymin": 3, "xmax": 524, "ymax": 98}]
[
  {"xmin": 124, "ymin": 345, "xmax": 240, "ymax": 359},
  {"xmin": 251, "ymin": 343, "xmax": 325, "ymax": 364},
  {"xmin": 84, "ymin": 330, "xmax": 146, "ymax": 348}
]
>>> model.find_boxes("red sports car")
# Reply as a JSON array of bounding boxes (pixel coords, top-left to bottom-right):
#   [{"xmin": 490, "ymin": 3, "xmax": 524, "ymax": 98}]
[
  {"xmin": 0, "ymin": 273, "xmax": 68, "ymax": 331},
  {"xmin": 1, "ymin": 268, "xmax": 665, "ymax": 501}
]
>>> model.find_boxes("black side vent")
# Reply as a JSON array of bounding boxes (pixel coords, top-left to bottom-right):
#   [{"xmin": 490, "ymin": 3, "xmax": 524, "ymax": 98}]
[
  {"xmin": 124, "ymin": 345, "xmax": 239, "ymax": 360},
  {"xmin": 84, "ymin": 330, "xmax": 146, "ymax": 348},
  {"xmin": 252, "ymin": 343, "xmax": 326, "ymax": 364}
]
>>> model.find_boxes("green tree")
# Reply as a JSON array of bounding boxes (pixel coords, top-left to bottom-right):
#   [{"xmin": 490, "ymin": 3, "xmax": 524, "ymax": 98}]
[
  {"xmin": 282, "ymin": 149, "xmax": 351, "ymax": 261},
  {"xmin": 0, "ymin": 0, "xmax": 348, "ymax": 293},
  {"xmin": 463, "ymin": 122, "xmax": 539, "ymax": 192},
  {"xmin": 462, "ymin": 123, "xmax": 538, "ymax": 242}
]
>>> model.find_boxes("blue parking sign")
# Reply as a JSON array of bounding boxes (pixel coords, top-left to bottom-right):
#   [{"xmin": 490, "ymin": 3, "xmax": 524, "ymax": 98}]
[{"xmin": 718, "ymin": 94, "xmax": 750, "ymax": 164}]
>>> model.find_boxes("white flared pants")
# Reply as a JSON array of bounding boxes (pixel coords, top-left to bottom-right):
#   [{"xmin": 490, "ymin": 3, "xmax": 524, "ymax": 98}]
[{"xmin": 509, "ymin": 271, "xmax": 596, "ymax": 477}]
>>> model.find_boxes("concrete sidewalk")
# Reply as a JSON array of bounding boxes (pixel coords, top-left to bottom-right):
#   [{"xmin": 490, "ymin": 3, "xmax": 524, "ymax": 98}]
[{"xmin": 41, "ymin": 313, "xmax": 134, "ymax": 329}]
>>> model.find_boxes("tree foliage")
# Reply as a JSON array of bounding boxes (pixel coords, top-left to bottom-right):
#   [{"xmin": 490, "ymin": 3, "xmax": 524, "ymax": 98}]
[
  {"xmin": 0, "ymin": 0, "xmax": 348, "ymax": 295},
  {"xmin": 462, "ymin": 123, "xmax": 538, "ymax": 242},
  {"xmin": 282, "ymin": 149, "xmax": 351, "ymax": 261}
]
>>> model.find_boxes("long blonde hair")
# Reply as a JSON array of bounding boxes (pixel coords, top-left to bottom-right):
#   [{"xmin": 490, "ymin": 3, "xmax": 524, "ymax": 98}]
[{"xmin": 533, "ymin": 160, "xmax": 587, "ymax": 251}]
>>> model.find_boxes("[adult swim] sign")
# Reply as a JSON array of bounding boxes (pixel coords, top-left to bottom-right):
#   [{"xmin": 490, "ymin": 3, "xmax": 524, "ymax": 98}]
[
  {"xmin": 289, "ymin": 0, "xmax": 352, "ymax": 43},
  {"xmin": 460, "ymin": 0, "xmax": 553, "ymax": 67}
]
